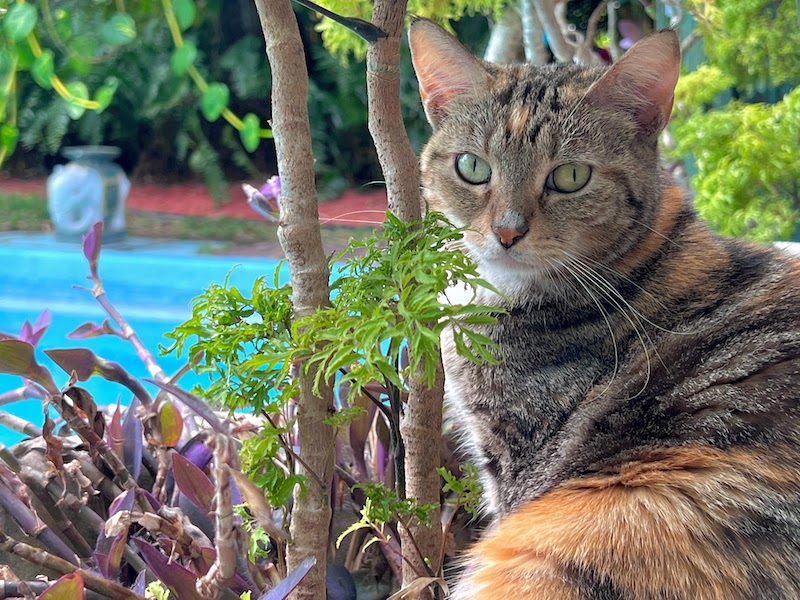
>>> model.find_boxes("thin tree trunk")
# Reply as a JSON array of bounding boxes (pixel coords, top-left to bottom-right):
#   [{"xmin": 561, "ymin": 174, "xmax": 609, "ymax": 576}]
[
  {"xmin": 520, "ymin": 0, "xmax": 549, "ymax": 64},
  {"xmin": 484, "ymin": 4, "xmax": 525, "ymax": 64},
  {"xmin": 533, "ymin": 0, "xmax": 575, "ymax": 62},
  {"xmin": 367, "ymin": 0, "xmax": 421, "ymax": 223},
  {"xmin": 367, "ymin": 1, "xmax": 443, "ymax": 593},
  {"xmin": 253, "ymin": 2, "xmax": 335, "ymax": 599}
]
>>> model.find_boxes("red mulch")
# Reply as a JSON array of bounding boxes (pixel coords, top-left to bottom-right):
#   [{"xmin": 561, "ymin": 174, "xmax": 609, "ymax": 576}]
[{"xmin": 0, "ymin": 176, "xmax": 388, "ymax": 227}]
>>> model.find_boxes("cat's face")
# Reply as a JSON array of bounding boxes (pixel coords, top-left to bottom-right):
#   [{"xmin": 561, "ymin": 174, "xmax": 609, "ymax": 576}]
[{"xmin": 410, "ymin": 20, "xmax": 680, "ymax": 299}]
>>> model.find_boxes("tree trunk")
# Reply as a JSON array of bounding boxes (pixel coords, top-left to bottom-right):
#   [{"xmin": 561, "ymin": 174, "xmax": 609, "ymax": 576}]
[
  {"xmin": 367, "ymin": 2, "xmax": 444, "ymax": 594},
  {"xmin": 253, "ymin": 2, "xmax": 335, "ymax": 599},
  {"xmin": 484, "ymin": 3, "xmax": 525, "ymax": 64},
  {"xmin": 519, "ymin": 0, "xmax": 549, "ymax": 65}
]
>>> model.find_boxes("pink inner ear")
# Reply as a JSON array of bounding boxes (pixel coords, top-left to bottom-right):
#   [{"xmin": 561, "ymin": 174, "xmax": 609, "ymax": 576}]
[
  {"xmin": 409, "ymin": 20, "xmax": 488, "ymax": 124},
  {"xmin": 586, "ymin": 31, "xmax": 681, "ymax": 131}
]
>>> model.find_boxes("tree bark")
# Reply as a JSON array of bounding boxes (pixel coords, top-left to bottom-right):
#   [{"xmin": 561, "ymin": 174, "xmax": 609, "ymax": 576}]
[
  {"xmin": 367, "ymin": 1, "xmax": 443, "ymax": 594},
  {"xmin": 367, "ymin": 0, "xmax": 422, "ymax": 224},
  {"xmin": 253, "ymin": 2, "xmax": 335, "ymax": 599}
]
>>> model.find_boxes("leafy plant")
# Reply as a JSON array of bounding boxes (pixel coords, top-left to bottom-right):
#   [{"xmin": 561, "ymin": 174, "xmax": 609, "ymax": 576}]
[
  {"xmin": 1, "ymin": 0, "xmax": 273, "ymax": 200},
  {"xmin": 0, "ymin": 222, "xmax": 316, "ymax": 600},
  {"xmin": 669, "ymin": 0, "xmax": 800, "ymax": 240}
]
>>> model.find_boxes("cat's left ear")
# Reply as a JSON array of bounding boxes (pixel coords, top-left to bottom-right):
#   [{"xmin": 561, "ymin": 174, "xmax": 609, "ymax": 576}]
[
  {"xmin": 584, "ymin": 30, "xmax": 680, "ymax": 135},
  {"xmin": 408, "ymin": 18, "xmax": 490, "ymax": 127}
]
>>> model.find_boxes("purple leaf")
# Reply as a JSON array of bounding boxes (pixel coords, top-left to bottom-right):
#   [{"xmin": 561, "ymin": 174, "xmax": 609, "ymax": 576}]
[
  {"xmin": 19, "ymin": 321, "xmax": 33, "ymax": 344},
  {"xmin": 23, "ymin": 309, "xmax": 52, "ymax": 347},
  {"xmin": 95, "ymin": 529, "xmax": 127, "ymax": 579},
  {"xmin": 262, "ymin": 556, "xmax": 316, "ymax": 600},
  {"xmin": 375, "ymin": 438, "xmax": 386, "ymax": 483},
  {"xmin": 109, "ymin": 488, "xmax": 136, "ymax": 516},
  {"xmin": 121, "ymin": 397, "xmax": 142, "ymax": 482},
  {"xmin": 172, "ymin": 453, "xmax": 214, "ymax": 513},
  {"xmin": 83, "ymin": 221, "xmax": 103, "ymax": 280},
  {"xmin": 67, "ymin": 319, "xmax": 122, "ymax": 340},
  {"xmin": 45, "ymin": 348, "xmax": 97, "ymax": 381},
  {"xmin": 242, "ymin": 182, "xmax": 280, "ymax": 223},
  {"xmin": 133, "ymin": 538, "xmax": 204, "ymax": 600},
  {"xmin": 132, "ymin": 570, "xmax": 147, "ymax": 595},
  {"xmin": 138, "ymin": 488, "xmax": 161, "ymax": 512},
  {"xmin": 181, "ymin": 438, "xmax": 213, "ymax": 470},
  {"xmin": 259, "ymin": 175, "xmax": 281, "ymax": 201}
]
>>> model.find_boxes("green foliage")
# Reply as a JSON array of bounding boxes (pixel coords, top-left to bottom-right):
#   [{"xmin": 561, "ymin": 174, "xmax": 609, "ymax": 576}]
[
  {"xmin": 168, "ymin": 211, "xmax": 501, "ymax": 413},
  {"xmin": 145, "ymin": 581, "xmax": 170, "ymax": 600},
  {"xmin": 301, "ymin": 211, "xmax": 501, "ymax": 399},
  {"xmin": 669, "ymin": 0, "xmax": 800, "ymax": 240},
  {"xmin": 240, "ymin": 425, "xmax": 307, "ymax": 509},
  {"xmin": 337, "ymin": 482, "xmax": 438, "ymax": 548},
  {"xmin": 439, "ymin": 463, "xmax": 482, "ymax": 520},
  {"xmin": 672, "ymin": 85, "xmax": 800, "ymax": 241},
  {"xmin": 315, "ymin": 0, "xmax": 506, "ymax": 61},
  {"xmin": 168, "ymin": 212, "xmax": 502, "ymax": 509},
  {"xmin": 235, "ymin": 505, "xmax": 274, "ymax": 562},
  {"xmin": 686, "ymin": 0, "xmax": 800, "ymax": 91},
  {"xmin": 2, "ymin": 0, "xmax": 272, "ymax": 194}
]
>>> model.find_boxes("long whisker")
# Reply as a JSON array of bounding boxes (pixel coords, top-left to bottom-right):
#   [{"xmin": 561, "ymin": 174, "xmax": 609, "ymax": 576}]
[
  {"xmin": 560, "ymin": 261, "xmax": 621, "ymax": 403},
  {"xmin": 563, "ymin": 250, "xmax": 695, "ymax": 337},
  {"xmin": 630, "ymin": 217, "xmax": 682, "ymax": 248},
  {"xmin": 564, "ymin": 257, "xmax": 655, "ymax": 398}
]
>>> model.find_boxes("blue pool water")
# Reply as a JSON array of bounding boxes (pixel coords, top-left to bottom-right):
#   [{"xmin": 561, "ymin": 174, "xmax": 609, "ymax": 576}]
[{"xmin": 0, "ymin": 233, "xmax": 289, "ymax": 446}]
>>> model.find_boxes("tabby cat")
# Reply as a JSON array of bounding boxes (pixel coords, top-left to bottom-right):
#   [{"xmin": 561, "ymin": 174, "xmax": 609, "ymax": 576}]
[{"xmin": 408, "ymin": 18, "xmax": 800, "ymax": 600}]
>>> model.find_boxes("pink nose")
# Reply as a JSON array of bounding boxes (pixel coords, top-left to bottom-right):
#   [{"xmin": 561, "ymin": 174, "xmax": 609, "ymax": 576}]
[{"xmin": 492, "ymin": 225, "xmax": 529, "ymax": 249}]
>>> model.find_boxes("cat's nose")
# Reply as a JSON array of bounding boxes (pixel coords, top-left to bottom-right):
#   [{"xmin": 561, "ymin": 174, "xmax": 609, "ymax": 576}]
[{"xmin": 492, "ymin": 224, "xmax": 529, "ymax": 249}]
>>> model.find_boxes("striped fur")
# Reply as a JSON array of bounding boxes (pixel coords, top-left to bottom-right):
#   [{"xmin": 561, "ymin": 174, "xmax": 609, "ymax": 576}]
[{"xmin": 409, "ymin": 19, "xmax": 800, "ymax": 599}]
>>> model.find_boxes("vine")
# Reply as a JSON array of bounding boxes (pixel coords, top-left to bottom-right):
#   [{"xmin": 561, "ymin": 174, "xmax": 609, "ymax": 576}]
[{"xmin": 0, "ymin": 0, "xmax": 272, "ymax": 168}]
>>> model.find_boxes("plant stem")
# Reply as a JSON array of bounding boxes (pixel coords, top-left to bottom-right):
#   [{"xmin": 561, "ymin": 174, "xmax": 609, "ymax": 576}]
[
  {"xmin": 0, "ymin": 528, "xmax": 146, "ymax": 600},
  {"xmin": 367, "ymin": 2, "xmax": 444, "ymax": 592}
]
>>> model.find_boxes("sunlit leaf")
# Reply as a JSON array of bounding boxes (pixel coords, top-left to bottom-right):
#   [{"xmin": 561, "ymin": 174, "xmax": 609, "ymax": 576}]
[
  {"xmin": 0, "ymin": 339, "xmax": 57, "ymax": 391},
  {"xmin": 64, "ymin": 81, "xmax": 89, "ymax": 120},
  {"xmin": 172, "ymin": 452, "xmax": 214, "ymax": 512},
  {"xmin": 239, "ymin": 112, "xmax": 260, "ymax": 152},
  {"xmin": 100, "ymin": 12, "xmax": 137, "ymax": 46},
  {"xmin": 159, "ymin": 400, "xmax": 183, "ymax": 448},
  {"xmin": 31, "ymin": 49, "xmax": 54, "ymax": 89},
  {"xmin": 94, "ymin": 78, "xmax": 119, "ymax": 113},
  {"xmin": 3, "ymin": 3, "xmax": 38, "ymax": 42},
  {"xmin": 0, "ymin": 124, "xmax": 18, "ymax": 156},
  {"xmin": 200, "ymin": 83, "xmax": 229, "ymax": 122},
  {"xmin": 173, "ymin": 0, "xmax": 197, "ymax": 31},
  {"xmin": 171, "ymin": 41, "xmax": 197, "ymax": 76},
  {"xmin": 37, "ymin": 573, "xmax": 84, "ymax": 600}
]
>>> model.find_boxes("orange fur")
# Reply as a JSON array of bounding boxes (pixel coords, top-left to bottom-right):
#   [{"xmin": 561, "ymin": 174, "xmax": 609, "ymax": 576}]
[
  {"xmin": 612, "ymin": 185, "xmax": 685, "ymax": 275},
  {"xmin": 506, "ymin": 105, "xmax": 531, "ymax": 139},
  {"xmin": 458, "ymin": 446, "xmax": 800, "ymax": 599}
]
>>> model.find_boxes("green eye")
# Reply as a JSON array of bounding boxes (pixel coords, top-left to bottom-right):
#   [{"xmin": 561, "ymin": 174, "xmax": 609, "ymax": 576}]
[
  {"xmin": 456, "ymin": 153, "xmax": 492, "ymax": 185},
  {"xmin": 546, "ymin": 163, "xmax": 591, "ymax": 193}
]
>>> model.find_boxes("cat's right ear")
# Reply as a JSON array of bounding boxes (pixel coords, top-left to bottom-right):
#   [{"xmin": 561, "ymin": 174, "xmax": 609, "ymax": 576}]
[{"xmin": 408, "ymin": 18, "xmax": 489, "ymax": 127}]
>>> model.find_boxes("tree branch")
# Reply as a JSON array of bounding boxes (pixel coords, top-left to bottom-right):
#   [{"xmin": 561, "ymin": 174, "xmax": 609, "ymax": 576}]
[
  {"xmin": 367, "ymin": 3, "xmax": 444, "ymax": 593},
  {"xmin": 253, "ymin": 1, "xmax": 336, "ymax": 599}
]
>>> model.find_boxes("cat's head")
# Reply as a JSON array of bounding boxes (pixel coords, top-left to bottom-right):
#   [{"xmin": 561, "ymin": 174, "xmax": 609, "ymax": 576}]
[{"xmin": 409, "ymin": 19, "xmax": 680, "ymax": 300}]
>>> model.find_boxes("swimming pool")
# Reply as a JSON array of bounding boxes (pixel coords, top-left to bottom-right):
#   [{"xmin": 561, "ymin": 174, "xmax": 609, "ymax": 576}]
[{"xmin": 0, "ymin": 232, "xmax": 288, "ymax": 446}]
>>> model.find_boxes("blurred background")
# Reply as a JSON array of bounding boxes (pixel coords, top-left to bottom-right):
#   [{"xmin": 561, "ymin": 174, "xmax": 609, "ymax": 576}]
[{"xmin": 1, "ymin": 0, "xmax": 798, "ymax": 242}]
